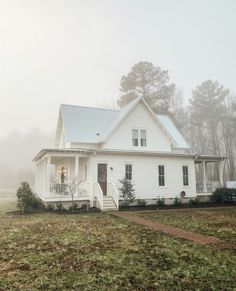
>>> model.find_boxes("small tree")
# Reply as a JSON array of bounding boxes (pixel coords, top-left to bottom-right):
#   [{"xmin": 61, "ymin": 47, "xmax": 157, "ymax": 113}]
[
  {"xmin": 65, "ymin": 177, "xmax": 80, "ymax": 212},
  {"xmin": 119, "ymin": 178, "xmax": 135, "ymax": 206},
  {"xmin": 16, "ymin": 182, "xmax": 34, "ymax": 213}
]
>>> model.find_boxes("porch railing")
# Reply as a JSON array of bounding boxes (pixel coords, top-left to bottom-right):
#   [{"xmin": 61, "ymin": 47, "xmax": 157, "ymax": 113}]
[
  {"xmin": 50, "ymin": 181, "xmax": 89, "ymax": 196},
  {"xmin": 94, "ymin": 182, "xmax": 103, "ymax": 210},
  {"xmin": 50, "ymin": 183, "xmax": 68, "ymax": 195},
  {"xmin": 108, "ymin": 182, "xmax": 119, "ymax": 209},
  {"xmin": 196, "ymin": 181, "xmax": 220, "ymax": 193}
]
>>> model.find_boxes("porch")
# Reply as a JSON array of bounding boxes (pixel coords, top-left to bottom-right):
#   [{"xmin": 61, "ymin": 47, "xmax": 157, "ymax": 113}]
[
  {"xmin": 194, "ymin": 156, "xmax": 225, "ymax": 195},
  {"xmin": 34, "ymin": 150, "xmax": 91, "ymax": 203},
  {"xmin": 33, "ymin": 149, "xmax": 119, "ymax": 210}
]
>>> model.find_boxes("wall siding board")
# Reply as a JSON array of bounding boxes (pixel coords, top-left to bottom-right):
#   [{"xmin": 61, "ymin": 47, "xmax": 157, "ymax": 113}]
[
  {"xmin": 93, "ymin": 153, "xmax": 196, "ymax": 199},
  {"xmin": 102, "ymin": 102, "xmax": 172, "ymax": 152}
]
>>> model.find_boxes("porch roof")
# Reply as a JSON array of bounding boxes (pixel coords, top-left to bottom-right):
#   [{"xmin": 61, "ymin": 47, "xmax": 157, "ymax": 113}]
[
  {"xmin": 33, "ymin": 148, "xmax": 94, "ymax": 162},
  {"xmin": 33, "ymin": 148, "xmax": 227, "ymax": 163},
  {"xmin": 194, "ymin": 155, "xmax": 227, "ymax": 163},
  {"xmin": 33, "ymin": 148, "xmax": 227, "ymax": 162}
]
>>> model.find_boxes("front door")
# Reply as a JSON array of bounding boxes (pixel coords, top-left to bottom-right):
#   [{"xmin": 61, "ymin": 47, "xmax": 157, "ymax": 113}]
[{"xmin": 97, "ymin": 163, "xmax": 107, "ymax": 195}]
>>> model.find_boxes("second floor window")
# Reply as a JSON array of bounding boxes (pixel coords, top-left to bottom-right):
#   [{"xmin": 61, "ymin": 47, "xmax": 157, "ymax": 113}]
[
  {"xmin": 125, "ymin": 164, "xmax": 132, "ymax": 180},
  {"xmin": 140, "ymin": 129, "xmax": 147, "ymax": 146},
  {"xmin": 132, "ymin": 129, "xmax": 138, "ymax": 146},
  {"xmin": 158, "ymin": 165, "xmax": 165, "ymax": 186}
]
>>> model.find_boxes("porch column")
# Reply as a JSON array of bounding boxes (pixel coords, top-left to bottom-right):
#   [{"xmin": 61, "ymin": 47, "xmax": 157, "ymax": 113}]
[
  {"xmin": 218, "ymin": 160, "xmax": 224, "ymax": 187},
  {"xmin": 74, "ymin": 156, "xmax": 79, "ymax": 178},
  {"xmin": 46, "ymin": 156, "xmax": 51, "ymax": 193},
  {"xmin": 202, "ymin": 161, "xmax": 207, "ymax": 192},
  {"xmin": 42, "ymin": 159, "xmax": 46, "ymax": 194}
]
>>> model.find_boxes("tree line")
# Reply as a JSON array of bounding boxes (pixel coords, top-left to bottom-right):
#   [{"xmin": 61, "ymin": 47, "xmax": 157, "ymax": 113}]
[{"xmin": 117, "ymin": 61, "xmax": 236, "ymax": 181}]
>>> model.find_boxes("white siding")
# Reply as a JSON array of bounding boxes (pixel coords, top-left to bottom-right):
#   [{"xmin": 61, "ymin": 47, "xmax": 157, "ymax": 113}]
[
  {"xmin": 102, "ymin": 102, "xmax": 172, "ymax": 152},
  {"xmin": 93, "ymin": 153, "xmax": 196, "ymax": 199}
]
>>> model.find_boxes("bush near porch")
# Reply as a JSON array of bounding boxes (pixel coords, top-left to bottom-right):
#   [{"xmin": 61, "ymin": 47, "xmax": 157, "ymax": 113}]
[{"xmin": 211, "ymin": 188, "xmax": 236, "ymax": 204}]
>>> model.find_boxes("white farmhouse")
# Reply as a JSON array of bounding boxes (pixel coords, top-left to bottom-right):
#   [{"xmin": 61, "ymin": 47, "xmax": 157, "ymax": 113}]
[{"xmin": 33, "ymin": 97, "xmax": 225, "ymax": 210}]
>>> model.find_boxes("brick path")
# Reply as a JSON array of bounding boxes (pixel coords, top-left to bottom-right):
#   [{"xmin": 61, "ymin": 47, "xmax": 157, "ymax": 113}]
[{"xmin": 110, "ymin": 211, "xmax": 236, "ymax": 250}]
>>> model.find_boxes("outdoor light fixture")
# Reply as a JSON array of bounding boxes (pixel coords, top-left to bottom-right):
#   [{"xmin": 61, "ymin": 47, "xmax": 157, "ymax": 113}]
[{"xmin": 110, "ymin": 167, "xmax": 114, "ymax": 170}]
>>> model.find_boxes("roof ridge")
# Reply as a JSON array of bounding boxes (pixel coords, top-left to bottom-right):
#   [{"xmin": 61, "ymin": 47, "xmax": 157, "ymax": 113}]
[{"xmin": 61, "ymin": 103, "xmax": 118, "ymax": 112}]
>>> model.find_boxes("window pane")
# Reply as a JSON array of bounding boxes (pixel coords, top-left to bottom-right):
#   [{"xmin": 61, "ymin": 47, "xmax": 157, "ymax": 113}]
[
  {"xmin": 132, "ymin": 129, "xmax": 138, "ymax": 138},
  {"xmin": 140, "ymin": 130, "xmax": 146, "ymax": 147},
  {"xmin": 141, "ymin": 139, "xmax": 146, "ymax": 147},
  {"xmin": 141, "ymin": 130, "xmax": 146, "ymax": 138},
  {"xmin": 132, "ymin": 129, "xmax": 138, "ymax": 146},
  {"xmin": 125, "ymin": 164, "xmax": 132, "ymax": 180},
  {"xmin": 158, "ymin": 165, "xmax": 165, "ymax": 186},
  {"xmin": 183, "ymin": 166, "xmax": 189, "ymax": 186}
]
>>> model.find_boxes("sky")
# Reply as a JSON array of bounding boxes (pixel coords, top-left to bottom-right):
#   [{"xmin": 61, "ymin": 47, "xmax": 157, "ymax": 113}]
[{"xmin": 0, "ymin": 0, "xmax": 235, "ymax": 138}]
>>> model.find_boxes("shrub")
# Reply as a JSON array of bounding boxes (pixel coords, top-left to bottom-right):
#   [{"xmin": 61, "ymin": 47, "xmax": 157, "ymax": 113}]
[
  {"xmin": 189, "ymin": 197, "xmax": 200, "ymax": 207},
  {"xmin": 80, "ymin": 204, "xmax": 88, "ymax": 211},
  {"xmin": 46, "ymin": 203, "xmax": 55, "ymax": 211},
  {"xmin": 173, "ymin": 197, "xmax": 182, "ymax": 206},
  {"xmin": 31, "ymin": 195, "xmax": 45, "ymax": 210},
  {"xmin": 119, "ymin": 178, "xmax": 135, "ymax": 206},
  {"xmin": 137, "ymin": 199, "xmax": 147, "ymax": 207},
  {"xmin": 211, "ymin": 188, "xmax": 236, "ymax": 204},
  {"xmin": 157, "ymin": 197, "xmax": 165, "ymax": 207},
  {"xmin": 68, "ymin": 202, "xmax": 79, "ymax": 212},
  {"xmin": 55, "ymin": 202, "xmax": 64, "ymax": 211},
  {"xmin": 16, "ymin": 182, "xmax": 43, "ymax": 213}
]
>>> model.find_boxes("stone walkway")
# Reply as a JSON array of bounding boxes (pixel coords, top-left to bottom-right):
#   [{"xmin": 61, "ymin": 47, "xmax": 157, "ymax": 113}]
[{"xmin": 110, "ymin": 211, "xmax": 236, "ymax": 250}]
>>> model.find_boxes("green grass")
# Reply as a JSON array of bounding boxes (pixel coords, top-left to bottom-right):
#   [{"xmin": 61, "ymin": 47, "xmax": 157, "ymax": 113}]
[
  {"xmin": 0, "ymin": 203, "xmax": 235, "ymax": 290},
  {"xmin": 137, "ymin": 207, "xmax": 236, "ymax": 243}
]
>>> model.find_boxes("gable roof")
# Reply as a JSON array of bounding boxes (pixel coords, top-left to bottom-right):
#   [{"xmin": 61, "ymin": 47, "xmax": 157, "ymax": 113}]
[
  {"xmin": 156, "ymin": 115, "xmax": 189, "ymax": 149},
  {"xmin": 57, "ymin": 97, "xmax": 190, "ymax": 149}
]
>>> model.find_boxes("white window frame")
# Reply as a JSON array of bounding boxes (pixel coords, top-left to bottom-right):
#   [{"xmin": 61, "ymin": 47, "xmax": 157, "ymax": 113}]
[
  {"xmin": 140, "ymin": 129, "xmax": 147, "ymax": 147},
  {"xmin": 125, "ymin": 164, "xmax": 133, "ymax": 181},
  {"xmin": 132, "ymin": 129, "xmax": 139, "ymax": 146},
  {"xmin": 132, "ymin": 128, "xmax": 147, "ymax": 147},
  {"xmin": 158, "ymin": 165, "xmax": 165, "ymax": 186},
  {"xmin": 182, "ymin": 165, "xmax": 189, "ymax": 186}
]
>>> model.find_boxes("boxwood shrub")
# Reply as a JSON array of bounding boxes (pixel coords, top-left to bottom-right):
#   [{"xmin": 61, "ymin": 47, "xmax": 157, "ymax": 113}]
[{"xmin": 211, "ymin": 187, "xmax": 236, "ymax": 203}]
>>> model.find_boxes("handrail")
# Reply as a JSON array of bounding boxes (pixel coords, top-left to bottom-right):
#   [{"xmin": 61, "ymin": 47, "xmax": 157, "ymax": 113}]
[
  {"xmin": 108, "ymin": 182, "xmax": 119, "ymax": 210},
  {"xmin": 94, "ymin": 182, "xmax": 103, "ymax": 210},
  {"xmin": 77, "ymin": 181, "xmax": 89, "ymax": 196}
]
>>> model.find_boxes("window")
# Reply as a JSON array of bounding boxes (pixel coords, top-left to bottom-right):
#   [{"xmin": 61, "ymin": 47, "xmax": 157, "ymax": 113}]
[
  {"xmin": 125, "ymin": 164, "xmax": 132, "ymax": 180},
  {"xmin": 158, "ymin": 165, "xmax": 165, "ymax": 186},
  {"xmin": 132, "ymin": 129, "xmax": 138, "ymax": 146},
  {"xmin": 140, "ymin": 129, "xmax": 147, "ymax": 147},
  {"xmin": 183, "ymin": 166, "xmax": 189, "ymax": 186}
]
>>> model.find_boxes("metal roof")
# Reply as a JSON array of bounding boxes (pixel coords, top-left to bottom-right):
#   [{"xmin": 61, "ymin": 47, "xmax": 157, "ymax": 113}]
[
  {"xmin": 60, "ymin": 98, "xmax": 190, "ymax": 148},
  {"xmin": 156, "ymin": 115, "xmax": 189, "ymax": 149},
  {"xmin": 61, "ymin": 104, "xmax": 117, "ymax": 143}
]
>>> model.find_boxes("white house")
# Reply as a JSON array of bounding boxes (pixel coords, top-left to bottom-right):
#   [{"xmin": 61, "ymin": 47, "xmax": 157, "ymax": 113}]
[{"xmin": 33, "ymin": 97, "xmax": 225, "ymax": 210}]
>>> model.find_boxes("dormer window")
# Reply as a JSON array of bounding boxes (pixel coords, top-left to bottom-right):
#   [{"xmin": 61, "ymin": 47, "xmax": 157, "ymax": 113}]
[
  {"xmin": 132, "ymin": 129, "xmax": 139, "ymax": 146},
  {"xmin": 140, "ymin": 129, "xmax": 147, "ymax": 147}
]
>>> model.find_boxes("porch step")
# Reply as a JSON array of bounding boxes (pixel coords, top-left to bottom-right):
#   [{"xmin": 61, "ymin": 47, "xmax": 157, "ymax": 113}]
[{"xmin": 102, "ymin": 196, "xmax": 117, "ymax": 211}]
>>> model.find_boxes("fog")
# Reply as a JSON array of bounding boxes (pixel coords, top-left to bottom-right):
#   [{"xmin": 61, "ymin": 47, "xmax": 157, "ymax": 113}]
[{"xmin": 0, "ymin": 0, "xmax": 235, "ymax": 188}]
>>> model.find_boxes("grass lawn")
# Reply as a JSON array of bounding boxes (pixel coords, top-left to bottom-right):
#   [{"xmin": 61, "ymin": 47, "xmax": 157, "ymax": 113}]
[
  {"xmin": 137, "ymin": 207, "xmax": 236, "ymax": 243},
  {"xmin": 0, "ymin": 202, "xmax": 235, "ymax": 290}
]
